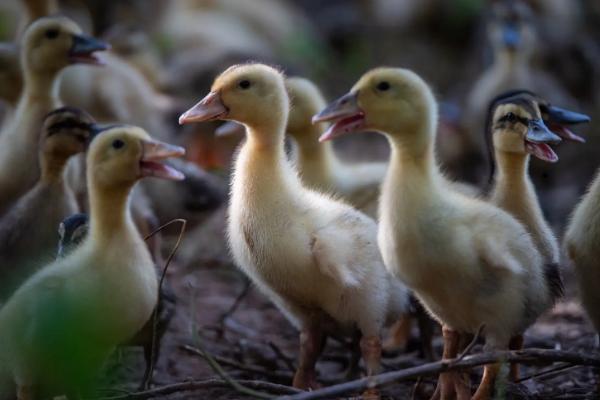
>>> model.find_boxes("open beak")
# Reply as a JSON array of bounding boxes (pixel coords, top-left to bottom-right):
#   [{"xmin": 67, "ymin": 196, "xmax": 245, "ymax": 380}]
[
  {"xmin": 215, "ymin": 121, "xmax": 245, "ymax": 137},
  {"xmin": 544, "ymin": 105, "xmax": 590, "ymax": 143},
  {"xmin": 525, "ymin": 119, "xmax": 562, "ymax": 163},
  {"xmin": 69, "ymin": 34, "xmax": 110, "ymax": 65},
  {"xmin": 502, "ymin": 22, "xmax": 520, "ymax": 50},
  {"xmin": 179, "ymin": 92, "xmax": 228, "ymax": 125},
  {"xmin": 312, "ymin": 92, "xmax": 365, "ymax": 142},
  {"xmin": 140, "ymin": 140, "xmax": 186, "ymax": 181}
]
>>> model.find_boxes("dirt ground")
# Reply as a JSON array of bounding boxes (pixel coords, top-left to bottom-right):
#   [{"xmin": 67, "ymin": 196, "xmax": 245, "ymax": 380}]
[{"xmin": 94, "ymin": 212, "xmax": 600, "ymax": 400}]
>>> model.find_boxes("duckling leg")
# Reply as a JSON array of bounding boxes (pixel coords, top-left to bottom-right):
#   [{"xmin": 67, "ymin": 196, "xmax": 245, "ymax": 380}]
[
  {"xmin": 382, "ymin": 316, "xmax": 412, "ymax": 352},
  {"xmin": 360, "ymin": 335, "xmax": 382, "ymax": 400},
  {"xmin": 471, "ymin": 362, "xmax": 500, "ymax": 400},
  {"xmin": 430, "ymin": 326, "xmax": 470, "ymax": 400},
  {"xmin": 508, "ymin": 334, "xmax": 523, "ymax": 381},
  {"xmin": 292, "ymin": 321, "xmax": 325, "ymax": 390}
]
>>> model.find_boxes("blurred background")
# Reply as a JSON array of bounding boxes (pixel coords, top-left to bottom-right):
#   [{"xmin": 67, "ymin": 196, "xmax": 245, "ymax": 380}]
[{"xmin": 0, "ymin": 1, "xmax": 599, "ymax": 397}]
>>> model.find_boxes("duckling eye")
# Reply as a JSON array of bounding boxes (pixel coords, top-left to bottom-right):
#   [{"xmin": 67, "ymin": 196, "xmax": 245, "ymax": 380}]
[
  {"xmin": 45, "ymin": 29, "xmax": 59, "ymax": 39},
  {"xmin": 239, "ymin": 80, "xmax": 251, "ymax": 90},
  {"xmin": 505, "ymin": 112, "xmax": 517, "ymax": 122},
  {"xmin": 112, "ymin": 139, "xmax": 125, "ymax": 149},
  {"xmin": 376, "ymin": 81, "xmax": 391, "ymax": 91}
]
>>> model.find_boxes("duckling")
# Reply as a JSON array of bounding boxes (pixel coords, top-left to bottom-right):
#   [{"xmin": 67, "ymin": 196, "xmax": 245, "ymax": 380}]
[
  {"xmin": 487, "ymin": 90, "xmax": 589, "ymax": 265},
  {"xmin": 179, "ymin": 63, "xmax": 410, "ymax": 394},
  {"xmin": 56, "ymin": 212, "xmax": 176, "ymax": 389},
  {"xmin": 565, "ymin": 170, "xmax": 600, "ymax": 338},
  {"xmin": 0, "ymin": 16, "xmax": 108, "ymax": 216},
  {"xmin": 314, "ymin": 67, "xmax": 558, "ymax": 399},
  {"xmin": 285, "ymin": 77, "xmax": 387, "ymax": 218},
  {"xmin": 0, "ymin": 125, "xmax": 184, "ymax": 399},
  {"xmin": 0, "ymin": 107, "xmax": 95, "ymax": 302}
]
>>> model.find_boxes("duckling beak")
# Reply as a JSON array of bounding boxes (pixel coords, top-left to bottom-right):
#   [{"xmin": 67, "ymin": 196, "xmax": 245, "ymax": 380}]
[
  {"xmin": 179, "ymin": 92, "xmax": 228, "ymax": 125},
  {"xmin": 215, "ymin": 121, "xmax": 245, "ymax": 137},
  {"xmin": 525, "ymin": 119, "xmax": 562, "ymax": 163},
  {"xmin": 140, "ymin": 140, "xmax": 186, "ymax": 181},
  {"xmin": 502, "ymin": 23, "xmax": 520, "ymax": 50},
  {"xmin": 312, "ymin": 92, "xmax": 365, "ymax": 142},
  {"xmin": 69, "ymin": 34, "xmax": 110, "ymax": 65},
  {"xmin": 544, "ymin": 105, "xmax": 590, "ymax": 143}
]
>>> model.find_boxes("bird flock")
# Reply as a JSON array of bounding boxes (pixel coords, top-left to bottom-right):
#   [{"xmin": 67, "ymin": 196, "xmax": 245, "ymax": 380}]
[{"xmin": 0, "ymin": 1, "xmax": 598, "ymax": 400}]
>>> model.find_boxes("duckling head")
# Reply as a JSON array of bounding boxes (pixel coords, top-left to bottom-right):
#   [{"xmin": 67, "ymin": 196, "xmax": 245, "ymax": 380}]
[
  {"xmin": 488, "ymin": 93, "xmax": 561, "ymax": 162},
  {"xmin": 488, "ymin": 0, "xmax": 536, "ymax": 56},
  {"xmin": 21, "ymin": 16, "xmax": 109, "ymax": 75},
  {"xmin": 87, "ymin": 125, "xmax": 185, "ymax": 190},
  {"xmin": 41, "ymin": 107, "xmax": 96, "ymax": 160},
  {"xmin": 179, "ymin": 63, "xmax": 289, "ymax": 135},
  {"xmin": 314, "ymin": 67, "xmax": 438, "ymax": 146},
  {"xmin": 285, "ymin": 77, "xmax": 327, "ymax": 144}
]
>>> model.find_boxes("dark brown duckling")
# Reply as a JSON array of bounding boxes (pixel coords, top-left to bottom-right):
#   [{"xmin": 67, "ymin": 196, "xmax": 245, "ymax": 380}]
[{"xmin": 0, "ymin": 106, "xmax": 95, "ymax": 302}]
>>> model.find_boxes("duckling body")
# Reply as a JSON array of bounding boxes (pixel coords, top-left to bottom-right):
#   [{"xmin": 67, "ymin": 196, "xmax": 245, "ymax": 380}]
[
  {"xmin": 566, "ymin": 172, "xmax": 600, "ymax": 332},
  {"xmin": 315, "ymin": 67, "xmax": 554, "ymax": 399},
  {"xmin": 0, "ymin": 16, "xmax": 107, "ymax": 216},
  {"xmin": 0, "ymin": 126, "xmax": 184, "ymax": 397},
  {"xmin": 180, "ymin": 64, "xmax": 408, "ymax": 392}
]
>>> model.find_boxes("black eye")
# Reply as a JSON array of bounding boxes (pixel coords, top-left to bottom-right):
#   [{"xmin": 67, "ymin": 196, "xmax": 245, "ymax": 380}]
[
  {"xmin": 112, "ymin": 139, "xmax": 125, "ymax": 149},
  {"xmin": 376, "ymin": 81, "xmax": 390, "ymax": 91},
  {"xmin": 45, "ymin": 29, "xmax": 59, "ymax": 39},
  {"xmin": 505, "ymin": 112, "xmax": 517, "ymax": 121},
  {"xmin": 239, "ymin": 80, "xmax": 251, "ymax": 89}
]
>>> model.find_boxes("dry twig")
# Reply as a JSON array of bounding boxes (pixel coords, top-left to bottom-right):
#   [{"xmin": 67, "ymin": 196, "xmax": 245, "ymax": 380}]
[
  {"xmin": 94, "ymin": 378, "xmax": 300, "ymax": 400},
  {"xmin": 142, "ymin": 218, "xmax": 187, "ymax": 389},
  {"xmin": 276, "ymin": 349, "xmax": 600, "ymax": 400}
]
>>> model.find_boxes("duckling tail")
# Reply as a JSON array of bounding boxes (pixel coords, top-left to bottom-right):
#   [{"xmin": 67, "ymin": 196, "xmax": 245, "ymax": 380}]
[{"xmin": 544, "ymin": 263, "xmax": 564, "ymax": 302}]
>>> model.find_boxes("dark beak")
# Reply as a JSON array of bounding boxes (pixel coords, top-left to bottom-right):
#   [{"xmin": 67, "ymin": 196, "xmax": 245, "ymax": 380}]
[
  {"xmin": 526, "ymin": 119, "xmax": 562, "ymax": 144},
  {"xmin": 545, "ymin": 105, "xmax": 591, "ymax": 125},
  {"xmin": 312, "ymin": 92, "xmax": 360, "ymax": 124},
  {"xmin": 502, "ymin": 23, "xmax": 520, "ymax": 49},
  {"xmin": 69, "ymin": 34, "xmax": 110, "ymax": 65}
]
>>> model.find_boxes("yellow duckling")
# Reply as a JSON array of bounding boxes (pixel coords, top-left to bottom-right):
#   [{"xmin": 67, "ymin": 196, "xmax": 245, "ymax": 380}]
[
  {"xmin": 315, "ymin": 67, "xmax": 557, "ymax": 400},
  {"xmin": 0, "ymin": 16, "xmax": 108, "ymax": 216},
  {"xmin": 285, "ymin": 77, "xmax": 387, "ymax": 218},
  {"xmin": 0, "ymin": 107, "xmax": 95, "ymax": 302},
  {"xmin": 179, "ymin": 64, "xmax": 409, "ymax": 395},
  {"xmin": 0, "ymin": 125, "xmax": 184, "ymax": 399}
]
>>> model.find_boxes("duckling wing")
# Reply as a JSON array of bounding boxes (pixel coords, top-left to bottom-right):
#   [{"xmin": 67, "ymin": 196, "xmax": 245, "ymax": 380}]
[
  {"xmin": 309, "ymin": 234, "xmax": 361, "ymax": 288},
  {"xmin": 476, "ymin": 236, "xmax": 524, "ymax": 276}
]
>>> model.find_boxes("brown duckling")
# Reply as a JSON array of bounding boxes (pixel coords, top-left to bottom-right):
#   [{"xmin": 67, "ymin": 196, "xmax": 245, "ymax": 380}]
[{"xmin": 0, "ymin": 106, "xmax": 95, "ymax": 302}]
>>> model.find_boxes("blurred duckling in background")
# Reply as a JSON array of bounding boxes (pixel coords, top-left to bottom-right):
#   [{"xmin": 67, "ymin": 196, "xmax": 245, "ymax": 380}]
[
  {"xmin": 464, "ymin": 0, "xmax": 574, "ymax": 165},
  {"xmin": 0, "ymin": 16, "xmax": 108, "ymax": 216},
  {"xmin": 180, "ymin": 64, "xmax": 410, "ymax": 396},
  {"xmin": 56, "ymin": 212, "xmax": 176, "ymax": 388},
  {"xmin": 0, "ymin": 107, "xmax": 95, "ymax": 302},
  {"xmin": 284, "ymin": 77, "xmax": 387, "ymax": 218},
  {"xmin": 0, "ymin": 125, "xmax": 184, "ymax": 399},
  {"xmin": 0, "ymin": 43, "xmax": 22, "ymax": 111},
  {"xmin": 315, "ymin": 67, "xmax": 561, "ymax": 399}
]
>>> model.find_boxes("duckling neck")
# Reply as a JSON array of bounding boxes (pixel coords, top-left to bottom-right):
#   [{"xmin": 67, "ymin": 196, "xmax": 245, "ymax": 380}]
[
  {"xmin": 293, "ymin": 128, "xmax": 337, "ymax": 183},
  {"xmin": 88, "ymin": 184, "xmax": 136, "ymax": 244},
  {"xmin": 21, "ymin": 70, "xmax": 61, "ymax": 104},
  {"xmin": 491, "ymin": 151, "xmax": 558, "ymax": 262},
  {"xmin": 39, "ymin": 151, "xmax": 70, "ymax": 184},
  {"xmin": 495, "ymin": 49, "xmax": 530, "ymax": 74}
]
